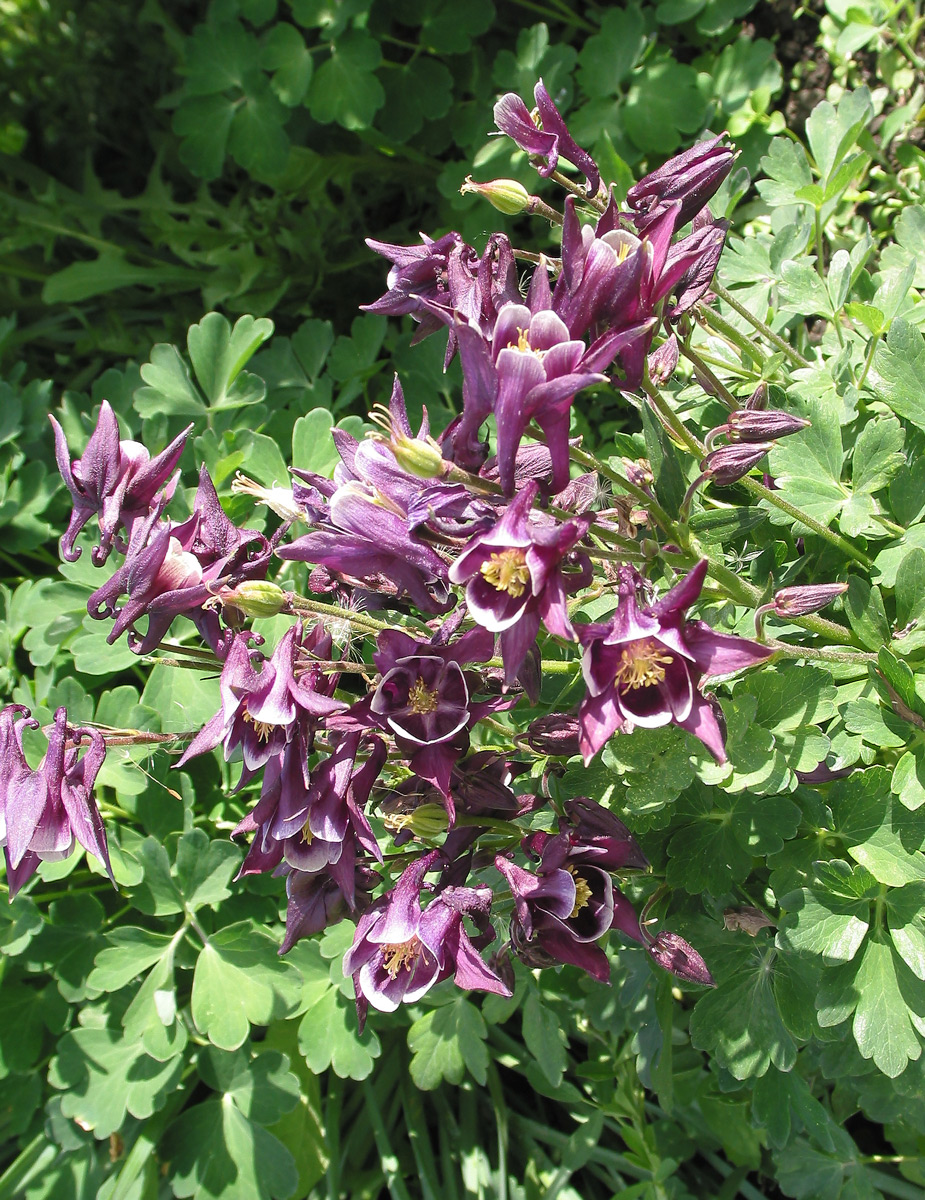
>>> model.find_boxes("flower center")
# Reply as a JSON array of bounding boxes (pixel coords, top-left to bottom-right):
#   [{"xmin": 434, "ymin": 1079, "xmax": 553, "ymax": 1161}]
[
  {"xmin": 514, "ymin": 326, "xmax": 546, "ymax": 360},
  {"xmin": 243, "ymin": 711, "xmax": 274, "ymax": 741},
  {"xmin": 300, "ymin": 819, "xmax": 313, "ymax": 845},
  {"xmin": 480, "ymin": 549, "xmax": 530, "ymax": 598},
  {"xmin": 568, "ymin": 866, "xmax": 593, "ymax": 919},
  {"xmin": 381, "ymin": 937, "xmax": 421, "ymax": 979},
  {"xmin": 614, "ymin": 638, "xmax": 674, "ymax": 691},
  {"xmin": 408, "ymin": 678, "xmax": 440, "ymax": 714}
]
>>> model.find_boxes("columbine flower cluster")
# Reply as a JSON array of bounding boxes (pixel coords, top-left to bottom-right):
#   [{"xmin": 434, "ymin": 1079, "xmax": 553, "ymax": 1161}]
[{"xmin": 5, "ymin": 80, "xmax": 846, "ymax": 1028}]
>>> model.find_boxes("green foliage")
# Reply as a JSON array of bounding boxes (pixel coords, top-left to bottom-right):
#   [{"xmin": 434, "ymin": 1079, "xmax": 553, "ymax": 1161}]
[{"xmin": 3, "ymin": 4, "xmax": 925, "ymax": 1199}]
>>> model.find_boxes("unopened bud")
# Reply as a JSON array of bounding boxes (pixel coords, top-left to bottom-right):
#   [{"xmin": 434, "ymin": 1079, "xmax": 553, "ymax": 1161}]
[
  {"xmin": 461, "ymin": 175, "xmax": 531, "ymax": 216},
  {"xmin": 409, "ymin": 803, "xmax": 450, "ymax": 838},
  {"xmin": 744, "ymin": 383, "xmax": 768, "ymax": 411},
  {"xmin": 701, "ymin": 442, "xmax": 772, "ymax": 485},
  {"xmin": 727, "ymin": 409, "xmax": 810, "ymax": 442},
  {"xmin": 647, "ymin": 931, "xmax": 716, "ymax": 987},
  {"xmin": 525, "ymin": 714, "xmax": 581, "ymax": 757},
  {"xmin": 647, "ymin": 334, "xmax": 679, "ymax": 385},
  {"xmin": 772, "ymin": 583, "xmax": 848, "ymax": 617},
  {"xmin": 215, "ymin": 581, "xmax": 289, "ymax": 619}
]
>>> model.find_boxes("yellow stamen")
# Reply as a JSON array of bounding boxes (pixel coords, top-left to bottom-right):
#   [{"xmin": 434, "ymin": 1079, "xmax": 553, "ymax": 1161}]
[
  {"xmin": 614, "ymin": 638, "xmax": 674, "ymax": 691},
  {"xmin": 381, "ymin": 811, "xmax": 416, "ymax": 834},
  {"xmin": 408, "ymin": 678, "xmax": 440, "ymax": 715},
  {"xmin": 568, "ymin": 866, "xmax": 593, "ymax": 919},
  {"xmin": 479, "ymin": 549, "xmax": 531, "ymax": 598},
  {"xmin": 300, "ymin": 819, "xmax": 313, "ymax": 845},
  {"xmin": 242, "ymin": 711, "xmax": 274, "ymax": 741},
  {"xmin": 381, "ymin": 937, "xmax": 421, "ymax": 979}
]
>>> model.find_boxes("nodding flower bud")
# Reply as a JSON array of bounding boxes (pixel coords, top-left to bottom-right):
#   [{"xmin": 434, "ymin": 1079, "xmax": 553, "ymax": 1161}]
[
  {"xmin": 524, "ymin": 714, "xmax": 581, "ymax": 757},
  {"xmin": 211, "ymin": 580, "xmax": 290, "ymax": 619},
  {"xmin": 772, "ymin": 583, "xmax": 848, "ymax": 617},
  {"xmin": 727, "ymin": 409, "xmax": 811, "ymax": 442},
  {"xmin": 701, "ymin": 442, "xmax": 773, "ymax": 485},
  {"xmin": 461, "ymin": 176, "xmax": 532, "ymax": 216},
  {"xmin": 647, "ymin": 334, "xmax": 679, "ymax": 385}
]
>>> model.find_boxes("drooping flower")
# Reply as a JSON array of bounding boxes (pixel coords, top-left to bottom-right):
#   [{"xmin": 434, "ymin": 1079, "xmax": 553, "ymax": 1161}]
[
  {"xmin": 235, "ymin": 728, "xmax": 386, "ymax": 921},
  {"xmin": 343, "ymin": 851, "xmax": 509, "ymax": 1026},
  {"xmin": 700, "ymin": 441, "xmax": 774, "ymax": 486},
  {"xmin": 363, "ymin": 232, "xmax": 519, "ymax": 367},
  {"xmin": 177, "ymin": 622, "xmax": 345, "ymax": 774},
  {"xmin": 493, "ymin": 79, "xmax": 601, "ymax": 197},
  {"xmin": 51, "ymin": 401, "xmax": 193, "ymax": 566},
  {"xmin": 87, "ymin": 468, "xmax": 274, "ymax": 654},
  {"xmin": 578, "ymin": 560, "xmax": 773, "ymax": 764},
  {"xmin": 0, "ymin": 706, "xmax": 112, "ymax": 896},
  {"xmin": 449, "ymin": 481, "xmax": 591, "ymax": 680},
  {"xmin": 280, "ymin": 861, "xmax": 379, "ymax": 954}
]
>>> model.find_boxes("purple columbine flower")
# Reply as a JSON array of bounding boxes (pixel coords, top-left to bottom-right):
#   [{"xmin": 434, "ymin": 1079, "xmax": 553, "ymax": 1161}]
[
  {"xmin": 177, "ymin": 623, "xmax": 346, "ymax": 774},
  {"xmin": 343, "ymin": 852, "xmax": 509, "ymax": 1026},
  {"xmin": 493, "ymin": 79, "xmax": 601, "ymax": 197},
  {"xmin": 278, "ymin": 478, "xmax": 452, "ymax": 615},
  {"xmin": 448, "ymin": 481, "xmax": 591, "ymax": 681},
  {"xmin": 626, "ymin": 133, "xmax": 734, "ymax": 231},
  {"xmin": 578, "ymin": 561, "xmax": 773, "ymax": 764},
  {"xmin": 496, "ymin": 801, "xmax": 648, "ymax": 981},
  {"xmin": 237, "ymin": 731, "xmax": 385, "ymax": 878},
  {"xmin": 363, "ymin": 232, "xmax": 519, "ymax": 368},
  {"xmin": 423, "ymin": 294, "xmax": 632, "ymax": 495},
  {"xmin": 361, "ymin": 627, "xmax": 514, "ymax": 802},
  {"xmin": 50, "ymin": 401, "xmax": 192, "ymax": 565},
  {"xmin": 494, "ymin": 839, "xmax": 617, "ymax": 982},
  {"xmin": 87, "ymin": 468, "xmax": 273, "ymax": 654},
  {"xmin": 0, "ymin": 706, "xmax": 112, "ymax": 896}
]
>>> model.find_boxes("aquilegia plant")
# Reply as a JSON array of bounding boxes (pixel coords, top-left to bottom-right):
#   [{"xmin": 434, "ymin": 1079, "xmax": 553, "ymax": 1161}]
[{"xmin": 4, "ymin": 81, "xmax": 855, "ymax": 1031}]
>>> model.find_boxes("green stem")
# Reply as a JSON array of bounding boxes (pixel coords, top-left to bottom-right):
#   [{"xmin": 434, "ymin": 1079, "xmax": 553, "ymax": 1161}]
[
  {"xmin": 288, "ymin": 596, "xmax": 394, "ymax": 635},
  {"xmin": 764, "ymin": 638, "xmax": 876, "ymax": 664},
  {"xmin": 710, "ymin": 282, "xmax": 812, "ymax": 368},
  {"xmin": 485, "ymin": 655, "xmax": 576, "ymax": 674},
  {"xmin": 737, "ymin": 476, "xmax": 875, "ymax": 568},
  {"xmin": 856, "ymin": 330, "xmax": 882, "ymax": 389},
  {"xmin": 677, "ymin": 342, "xmax": 740, "ymax": 410},
  {"xmin": 642, "ymin": 381, "xmax": 706, "ymax": 455},
  {"xmin": 695, "ymin": 304, "xmax": 772, "ymax": 372},
  {"xmin": 814, "ymin": 206, "xmax": 827, "ymax": 283}
]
